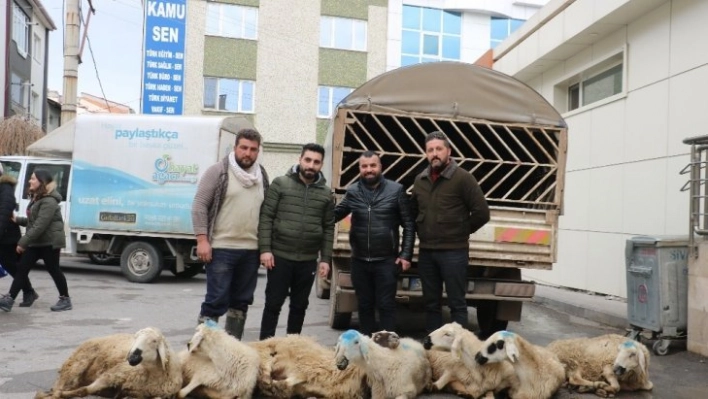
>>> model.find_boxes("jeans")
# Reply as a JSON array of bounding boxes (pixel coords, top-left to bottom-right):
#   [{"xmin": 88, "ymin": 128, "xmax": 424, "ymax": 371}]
[
  {"xmin": 350, "ymin": 257, "xmax": 399, "ymax": 335},
  {"xmin": 200, "ymin": 249, "xmax": 260, "ymax": 318},
  {"xmin": 0, "ymin": 244, "xmax": 33, "ymax": 295},
  {"xmin": 259, "ymin": 256, "xmax": 317, "ymax": 340},
  {"xmin": 418, "ymin": 248, "xmax": 469, "ymax": 333},
  {"xmin": 10, "ymin": 246, "xmax": 67, "ymax": 299}
]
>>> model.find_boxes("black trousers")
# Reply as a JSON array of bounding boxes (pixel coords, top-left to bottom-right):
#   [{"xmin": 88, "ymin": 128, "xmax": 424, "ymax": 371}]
[
  {"xmin": 259, "ymin": 256, "xmax": 317, "ymax": 340},
  {"xmin": 350, "ymin": 257, "xmax": 398, "ymax": 335},
  {"xmin": 0, "ymin": 244, "xmax": 33, "ymax": 295},
  {"xmin": 418, "ymin": 248, "xmax": 470, "ymax": 333},
  {"xmin": 9, "ymin": 246, "xmax": 69, "ymax": 299}
]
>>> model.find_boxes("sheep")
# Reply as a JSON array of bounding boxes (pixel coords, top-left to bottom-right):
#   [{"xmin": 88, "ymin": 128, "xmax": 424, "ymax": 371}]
[
  {"xmin": 34, "ymin": 327, "xmax": 182, "ymax": 399},
  {"xmin": 178, "ymin": 321, "xmax": 260, "ymax": 399},
  {"xmin": 474, "ymin": 330, "xmax": 565, "ymax": 399},
  {"xmin": 546, "ymin": 334, "xmax": 653, "ymax": 397},
  {"xmin": 247, "ymin": 334, "xmax": 368, "ymax": 399},
  {"xmin": 420, "ymin": 323, "xmax": 517, "ymax": 399},
  {"xmin": 335, "ymin": 329, "xmax": 431, "ymax": 399}
]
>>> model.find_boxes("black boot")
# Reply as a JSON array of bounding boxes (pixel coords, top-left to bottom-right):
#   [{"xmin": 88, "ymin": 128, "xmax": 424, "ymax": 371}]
[
  {"xmin": 50, "ymin": 296, "xmax": 72, "ymax": 312},
  {"xmin": 19, "ymin": 290, "xmax": 39, "ymax": 307},
  {"xmin": 225, "ymin": 308, "xmax": 246, "ymax": 340},
  {"xmin": 0, "ymin": 294, "xmax": 14, "ymax": 312}
]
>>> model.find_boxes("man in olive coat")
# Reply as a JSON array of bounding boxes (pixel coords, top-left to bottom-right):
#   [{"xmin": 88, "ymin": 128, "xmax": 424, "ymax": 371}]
[{"xmin": 258, "ymin": 143, "xmax": 335, "ymax": 339}]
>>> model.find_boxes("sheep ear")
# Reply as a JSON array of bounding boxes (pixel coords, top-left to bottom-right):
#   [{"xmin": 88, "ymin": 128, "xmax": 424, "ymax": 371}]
[
  {"xmin": 451, "ymin": 335, "xmax": 464, "ymax": 360},
  {"xmin": 189, "ymin": 331, "xmax": 204, "ymax": 353},
  {"xmin": 504, "ymin": 339, "xmax": 519, "ymax": 363},
  {"xmin": 158, "ymin": 339, "xmax": 168, "ymax": 370}
]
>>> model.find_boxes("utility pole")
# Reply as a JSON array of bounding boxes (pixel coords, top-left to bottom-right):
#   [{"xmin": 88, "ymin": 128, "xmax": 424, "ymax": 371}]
[{"xmin": 61, "ymin": 0, "xmax": 81, "ymax": 125}]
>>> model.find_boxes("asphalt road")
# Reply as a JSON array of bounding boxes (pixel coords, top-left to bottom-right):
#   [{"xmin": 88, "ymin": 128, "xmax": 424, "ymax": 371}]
[{"xmin": 0, "ymin": 257, "xmax": 706, "ymax": 398}]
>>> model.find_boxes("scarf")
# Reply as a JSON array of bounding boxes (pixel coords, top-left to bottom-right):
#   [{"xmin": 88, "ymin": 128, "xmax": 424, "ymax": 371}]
[{"xmin": 228, "ymin": 151, "xmax": 262, "ymax": 188}]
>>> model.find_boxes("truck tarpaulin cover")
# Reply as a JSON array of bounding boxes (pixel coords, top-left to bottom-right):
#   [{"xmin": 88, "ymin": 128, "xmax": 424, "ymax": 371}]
[{"xmin": 337, "ymin": 61, "xmax": 566, "ymax": 128}]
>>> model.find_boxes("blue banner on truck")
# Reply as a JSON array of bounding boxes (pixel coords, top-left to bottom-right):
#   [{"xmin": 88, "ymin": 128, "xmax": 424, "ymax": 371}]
[{"xmin": 141, "ymin": 0, "xmax": 186, "ymax": 115}]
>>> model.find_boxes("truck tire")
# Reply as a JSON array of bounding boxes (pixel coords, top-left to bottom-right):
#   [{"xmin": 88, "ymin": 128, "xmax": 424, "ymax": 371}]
[
  {"xmin": 88, "ymin": 253, "xmax": 119, "ymax": 266},
  {"xmin": 120, "ymin": 241, "xmax": 163, "ymax": 283},
  {"xmin": 328, "ymin": 293, "xmax": 352, "ymax": 330},
  {"xmin": 170, "ymin": 264, "xmax": 203, "ymax": 279},
  {"xmin": 315, "ymin": 274, "xmax": 330, "ymax": 299},
  {"xmin": 476, "ymin": 301, "xmax": 509, "ymax": 340}
]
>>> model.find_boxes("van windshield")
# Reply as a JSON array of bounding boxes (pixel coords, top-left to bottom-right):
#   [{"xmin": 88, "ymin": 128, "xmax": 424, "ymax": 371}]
[{"xmin": 0, "ymin": 161, "xmax": 21, "ymax": 181}]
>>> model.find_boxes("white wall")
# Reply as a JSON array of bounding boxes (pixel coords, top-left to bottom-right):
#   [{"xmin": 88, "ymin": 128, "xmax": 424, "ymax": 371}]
[
  {"xmin": 0, "ymin": 4, "xmax": 6, "ymax": 117},
  {"xmin": 496, "ymin": 0, "xmax": 708, "ymax": 297}
]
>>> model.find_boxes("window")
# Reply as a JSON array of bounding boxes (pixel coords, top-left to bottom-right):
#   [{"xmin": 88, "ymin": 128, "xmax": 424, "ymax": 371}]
[
  {"xmin": 490, "ymin": 17, "xmax": 525, "ymax": 49},
  {"xmin": 318, "ymin": 86, "xmax": 353, "ymax": 118},
  {"xmin": 320, "ymin": 16, "xmax": 367, "ymax": 52},
  {"xmin": 24, "ymin": 163, "xmax": 71, "ymax": 202},
  {"xmin": 205, "ymin": 3, "xmax": 258, "ymax": 40},
  {"xmin": 33, "ymin": 33, "xmax": 42, "ymax": 62},
  {"xmin": 10, "ymin": 72, "xmax": 27, "ymax": 107},
  {"xmin": 559, "ymin": 53, "xmax": 624, "ymax": 112},
  {"xmin": 12, "ymin": 2, "xmax": 30, "ymax": 57},
  {"xmin": 203, "ymin": 77, "xmax": 255, "ymax": 113},
  {"xmin": 401, "ymin": 5, "xmax": 461, "ymax": 67}
]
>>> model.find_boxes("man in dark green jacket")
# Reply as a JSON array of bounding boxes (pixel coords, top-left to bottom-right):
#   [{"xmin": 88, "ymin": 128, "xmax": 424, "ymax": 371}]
[
  {"xmin": 258, "ymin": 143, "xmax": 335, "ymax": 339},
  {"xmin": 411, "ymin": 131, "xmax": 490, "ymax": 335}
]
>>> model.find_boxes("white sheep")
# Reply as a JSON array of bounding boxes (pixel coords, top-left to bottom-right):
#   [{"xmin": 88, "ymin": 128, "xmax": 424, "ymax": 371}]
[
  {"xmin": 178, "ymin": 321, "xmax": 260, "ymax": 399},
  {"xmin": 34, "ymin": 327, "xmax": 182, "ymax": 399},
  {"xmin": 335, "ymin": 329, "xmax": 431, "ymax": 399},
  {"xmin": 420, "ymin": 323, "xmax": 517, "ymax": 399},
  {"xmin": 546, "ymin": 334, "xmax": 653, "ymax": 397},
  {"xmin": 248, "ymin": 334, "xmax": 368, "ymax": 399},
  {"xmin": 474, "ymin": 330, "xmax": 565, "ymax": 399}
]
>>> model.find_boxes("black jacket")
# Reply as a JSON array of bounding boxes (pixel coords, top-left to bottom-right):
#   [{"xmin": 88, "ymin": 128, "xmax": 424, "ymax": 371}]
[
  {"xmin": 0, "ymin": 175, "xmax": 21, "ymax": 245},
  {"xmin": 334, "ymin": 178, "xmax": 414, "ymax": 261}
]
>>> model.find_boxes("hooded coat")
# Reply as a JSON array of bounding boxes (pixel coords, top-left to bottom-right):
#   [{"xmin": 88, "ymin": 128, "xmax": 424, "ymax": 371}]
[
  {"xmin": 0, "ymin": 174, "xmax": 21, "ymax": 245},
  {"xmin": 16, "ymin": 181, "xmax": 66, "ymax": 249}
]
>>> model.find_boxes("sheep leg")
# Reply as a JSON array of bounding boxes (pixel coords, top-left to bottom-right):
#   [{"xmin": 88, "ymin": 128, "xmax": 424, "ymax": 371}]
[
  {"xmin": 432, "ymin": 370, "xmax": 454, "ymax": 390},
  {"xmin": 595, "ymin": 365, "xmax": 621, "ymax": 398},
  {"xmin": 177, "ymin": 380, "xmax": 202, "ymax": 399},
  {"xmin": 566, "ymin": 370, "xmax": 610, "ymax": 393},
  {"xmin": 56, "ymin": 377, "xmax": 113, "ymax": 398}
]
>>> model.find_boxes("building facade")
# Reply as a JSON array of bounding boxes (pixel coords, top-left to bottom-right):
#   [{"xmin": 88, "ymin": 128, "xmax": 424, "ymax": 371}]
[
  {"xmin": 3, "ymin": 0, "xmax": 55, "ymax": 130},
  {"xmin": 180, "ymin": 0, "xmax": 546, "ymax": 172},
  {"xmin": 492, "ymin": 0, "xmax": 706, "ymax": 300}
]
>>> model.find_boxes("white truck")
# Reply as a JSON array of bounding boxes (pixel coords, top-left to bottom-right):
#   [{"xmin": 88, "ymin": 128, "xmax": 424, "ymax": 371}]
[
  {"xmin": 319, "ymin": 62, "xmax": 568, "ymax": 333},
  {"xmin": 0, "ymin": 114, "xmax": 251, "ymax": 283}
]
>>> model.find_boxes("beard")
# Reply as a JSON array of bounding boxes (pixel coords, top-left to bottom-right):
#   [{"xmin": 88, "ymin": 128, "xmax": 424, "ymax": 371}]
[
  {"xmin": 300, "ymin": 168, "xmax": 317, "ymax": 180},
  {"xmin": 236, "ymin": 156, "xmax": 255, "ymax": 169},
  {"xmin": 361, "ymin": 172, "xmax": 381, "ymax": 186},
  {"xmin": 430, "ymin": 157, "xmax": 448, "ymax": 172}
]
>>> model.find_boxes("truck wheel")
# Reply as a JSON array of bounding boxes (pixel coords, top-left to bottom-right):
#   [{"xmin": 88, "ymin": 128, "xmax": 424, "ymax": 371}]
[
  {"xmin": 476, "ymin": 301, "xmax": 509, "ymax": 340},
  {"xmin": 88, "ymin": 253, "xmax": 119, "ymax": 266},
  {"xmin": 329, "ymin": 292, "xmax": 352, "ymax": 330},
  {"xmin": 315, "ymin": 274, "xmax": 330, "ymax": 299},
  {"xmin": 120, "ymin": 242, "xmax": 163, "ymax": 283},
  {"xmin": 170, "ymin": 265, "xmax": 203, "ymax": 279}
]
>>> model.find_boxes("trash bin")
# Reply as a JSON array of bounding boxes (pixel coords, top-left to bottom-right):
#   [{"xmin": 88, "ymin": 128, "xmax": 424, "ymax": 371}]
[{"xmin": 625, "ymin": 236, "xmax": 688, "ymax": 355}]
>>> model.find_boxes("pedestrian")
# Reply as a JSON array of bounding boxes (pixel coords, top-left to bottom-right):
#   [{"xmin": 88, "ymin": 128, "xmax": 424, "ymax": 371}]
[
  {"xmin": 258, "ymin": 143, "xmax": 335, "ymax": 340},
  {"xmin": 0, "ymin": 163, "xmax": 39, "ymax": 307},
  {"xmin": 333, "ymin": 151, "xmax": 414, "ymax": 335},
  {"xmin": 0, "ymin": 169, "xmax": 71, "ymax": 312},
  {"xmin": 411, "ymin": 131, "xmax": 490, "ymax": 335},
  {"xmin": 192, "ymin": 128, "xmax": 269, "ymax": 339}
]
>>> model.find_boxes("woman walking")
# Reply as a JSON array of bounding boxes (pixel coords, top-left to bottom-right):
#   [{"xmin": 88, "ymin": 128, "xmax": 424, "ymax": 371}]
[
  {"xmin": 0, "ymin": 164, "xmax": 39, "ymax": 307},
  {"xmin": 0, "ymin": 169, "xmax": 71, "ymax": 312}
]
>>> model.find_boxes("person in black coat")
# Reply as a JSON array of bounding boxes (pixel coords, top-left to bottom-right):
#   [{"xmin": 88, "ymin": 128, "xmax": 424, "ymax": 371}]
[
  {"xmin": 0, "ymin": 164, "xmax": 38, "ymax": 308},
  {"xmin": 333, "ymin": 151, "xmax": 415, "ymax": 335}
]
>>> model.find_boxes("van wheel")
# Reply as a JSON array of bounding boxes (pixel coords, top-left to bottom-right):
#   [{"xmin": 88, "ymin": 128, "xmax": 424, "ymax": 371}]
[
  {"xmin": 121, "ymin": 242, "xmax": 163, "ymax": 283},
  {"xmin": 476, "ymin": 301, "xmax": 509, "ymax": 339},
  {"xmin": 88, "ymin": 253, "xmax": 119, "ymax": 265}
]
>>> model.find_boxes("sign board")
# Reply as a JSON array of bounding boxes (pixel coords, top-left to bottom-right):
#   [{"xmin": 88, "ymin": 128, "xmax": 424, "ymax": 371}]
[{"xmin": 141, "ymin": 0, "xmax": 186, "ymax": 115}]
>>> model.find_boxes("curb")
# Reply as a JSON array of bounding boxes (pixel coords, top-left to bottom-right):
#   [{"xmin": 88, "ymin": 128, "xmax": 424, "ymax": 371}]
[{"xmin": 533, "ymin": 295, "xmax": 629, "ymax": 331}]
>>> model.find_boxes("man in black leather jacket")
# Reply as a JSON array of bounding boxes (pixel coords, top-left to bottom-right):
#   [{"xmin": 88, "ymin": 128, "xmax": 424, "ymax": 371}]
[{"xmin": 334, "ymin": 151, "xmax": 414, "ymax": 335}]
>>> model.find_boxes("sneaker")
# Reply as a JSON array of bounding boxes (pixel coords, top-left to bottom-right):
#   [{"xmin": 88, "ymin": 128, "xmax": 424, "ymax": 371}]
[
  {"xmin": 0, "ymin": 294, "xmax": 14, "ymax": 312},
  {"xmin": 50, "ymin": 296, "xmax": 72, "ymax": 312},
  {"xmin": 19, "ymin": 290, "xmax": 39, "ymax": 307}
]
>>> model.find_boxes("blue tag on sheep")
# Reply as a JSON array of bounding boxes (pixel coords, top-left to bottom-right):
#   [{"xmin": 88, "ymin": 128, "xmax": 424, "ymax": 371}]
[
  {"xmin": 204, "ymin": 319, "xmax": 219, "ymax": 329},
  {"xmin": 500, "ymin": 331, "xmax": 515, "ymax": 338},
  {"xmin": 622, "ymin": 340, "xmax": 636, "ymax": 348}
]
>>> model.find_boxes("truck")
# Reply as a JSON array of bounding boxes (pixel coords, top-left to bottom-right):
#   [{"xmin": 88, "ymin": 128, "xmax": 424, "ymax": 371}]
[
  {"xmin": 0, "ymin": 114, "xmax": 251, "ymax": 283},
  {"xmin": 318, "ymin": 62, "xmax": 568, "ymax": 333}
]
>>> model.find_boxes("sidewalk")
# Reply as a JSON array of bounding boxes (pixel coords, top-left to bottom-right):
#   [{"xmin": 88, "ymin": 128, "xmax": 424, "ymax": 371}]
[{"xmin": 532, "ymin": 284, "xmax": 629, "ymax": 330}]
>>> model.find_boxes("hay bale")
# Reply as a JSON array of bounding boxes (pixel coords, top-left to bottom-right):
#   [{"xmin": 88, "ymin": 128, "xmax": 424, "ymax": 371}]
[{"xmin": 0, "ymin": 116, "xmax": 45, "ymax": 156}]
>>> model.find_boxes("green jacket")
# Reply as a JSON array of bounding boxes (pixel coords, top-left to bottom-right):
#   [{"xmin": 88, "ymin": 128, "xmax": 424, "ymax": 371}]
[
  {"xmin": 17, "ymin": 184, "xmax": 66, "ymax": 249},
  {"xmin": 411, "ymin": 160, "xmax": 489, "ymax": 250},
  {"xmin": 258, "ymin": 166, "xmax": 335, "ymax": 263}
]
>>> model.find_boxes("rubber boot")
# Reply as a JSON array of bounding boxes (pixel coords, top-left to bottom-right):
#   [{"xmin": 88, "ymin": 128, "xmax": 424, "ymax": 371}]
[{"xmin": 225, "ymin": 308, "xmax": 246, "ymax": 340}]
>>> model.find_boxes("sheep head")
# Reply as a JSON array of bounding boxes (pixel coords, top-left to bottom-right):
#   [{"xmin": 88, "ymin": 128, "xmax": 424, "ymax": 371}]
[
  {"xmin": 475, "ymin": 330, "xmax": 519, "ymax": 365},
  {"xmin": 335, "ymin": 330, "xmax": 367, "ymax": 370},
  {"xmin": 613, "ymin": 340, "xmax": 649, "ymax": 378},
  {"xmin": 127, "ymin": 327, "xmax": 169, "ymax": 370},
  {"xmin": 186, "ymin": 322, "xmax": 227, "ymax": 355},
  {"xmin": 372, "ymin": 330, "xmax": 400, "ymax": 349}
]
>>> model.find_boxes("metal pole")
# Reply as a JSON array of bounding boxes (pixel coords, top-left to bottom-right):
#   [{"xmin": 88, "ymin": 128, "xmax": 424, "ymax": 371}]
[{"xmin": 61, "ymin": 0, "xmax": 81, "ymax": 125}]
